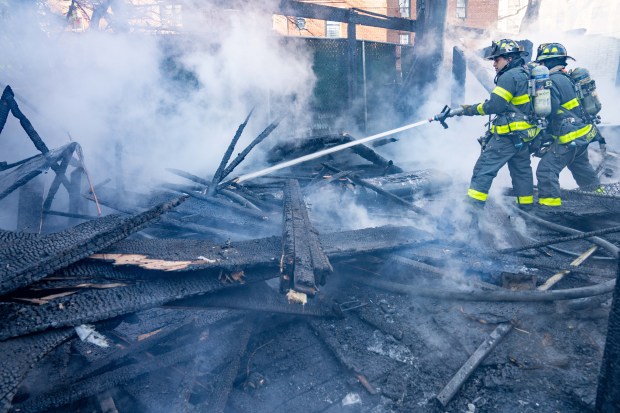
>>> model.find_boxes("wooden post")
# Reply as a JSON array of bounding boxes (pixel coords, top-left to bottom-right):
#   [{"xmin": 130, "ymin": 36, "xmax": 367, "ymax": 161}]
[
  {"xmin": 451, "ymin": 46, "xmax": 466, "ymax": 108},
  {"xmin": 17, "ymin": 175, "xmax": 44, "ymax": 233},
  {"xmin": 399, "ymin": 0, "xmax": 448, "ymax": 115}
]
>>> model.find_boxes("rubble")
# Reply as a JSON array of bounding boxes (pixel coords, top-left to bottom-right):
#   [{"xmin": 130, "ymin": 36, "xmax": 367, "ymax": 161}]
[{"xmin": 1, "ymin": 10, "xmax": 620, "ymax": 411}]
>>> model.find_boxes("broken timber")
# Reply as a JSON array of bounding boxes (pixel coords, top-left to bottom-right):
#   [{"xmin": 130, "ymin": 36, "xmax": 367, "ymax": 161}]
[
  {"xmin": 0, "ymin": 196, "xmax": 186, "ymax": 296},
  {"xmin": 91, "ymin": 225, "xmax": 430, "ymax": 273},
  {"xmin": 0, "ymin": 328, "xmax": 74, "ymax": 413},
  {"xmin": 166, "ymin": 281, "xmax": 337, "ymax": 318},
  {"xmin": 0, "ymin": 86, "xmax": 49, "ymax": 154},
  {"xmin": 281, "ymin": 179, "xmax": 332, "ymax": 295},
  {"xmin": 0, "ymin": 143, "xmax": 77, "ymax": 201}
]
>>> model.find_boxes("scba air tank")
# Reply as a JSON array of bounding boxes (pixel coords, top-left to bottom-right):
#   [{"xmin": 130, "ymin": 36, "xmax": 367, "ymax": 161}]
[
  {"xmin": 570, "ymin": 67, "xmax": 602, "ymax": 117},
  {"xmin": 531, "ymin": 65, "xmax": 551, "ymax": 117}
]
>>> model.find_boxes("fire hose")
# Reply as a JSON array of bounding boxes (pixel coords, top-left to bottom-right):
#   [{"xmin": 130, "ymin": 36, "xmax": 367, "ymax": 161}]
[{"xmin": 227, "ymin": 106, "xmax": 460, "ymax": 184}]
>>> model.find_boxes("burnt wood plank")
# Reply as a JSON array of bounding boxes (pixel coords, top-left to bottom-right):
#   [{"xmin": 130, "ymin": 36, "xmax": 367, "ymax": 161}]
[
  {"xmin": 166, "ymin": 281, "xmax": 337, "ymax": 318},
  {"xmin": 0, "ymin": 268, "xmax": 273, "ymax": 341},
  {"xmin": 0, "ymin": 328, "xmax": 74, "ymax": 413},
  {"xmin": 0, "ymin": 143, "xmax": 76, "ymax": 201},
  {"xmin": 92, "ymin": 225, "xmax": 432, "ymax": 273},
  {"xmin": 0, "ymin": 196, "xmax": 187, "ymax": 296},
  {"xmin": 282, "ymin": 179, "xmax": 318, "ymax": 295}
]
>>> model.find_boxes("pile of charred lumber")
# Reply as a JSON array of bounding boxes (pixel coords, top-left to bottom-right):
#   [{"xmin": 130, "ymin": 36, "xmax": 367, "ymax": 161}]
[{"xmin": 2, "ymin": 89, "xmax": 620, "ymax": 412}]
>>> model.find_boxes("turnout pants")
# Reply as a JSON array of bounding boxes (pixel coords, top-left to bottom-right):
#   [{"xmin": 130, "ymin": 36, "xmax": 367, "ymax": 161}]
[
  {"xmin": 467, "ymin": 133, "xmax": 533, "ymax": 205},
  {"xmin": 536, "ymin": 141, "xmax": 600, "ymax": 206}
]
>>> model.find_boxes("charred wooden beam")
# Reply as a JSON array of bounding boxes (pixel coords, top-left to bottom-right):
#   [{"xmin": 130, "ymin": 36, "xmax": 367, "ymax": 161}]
[
  {"xmin": 208, "ymin": 109, "xmax": 254, "ymax": 196},
  {"xmin": 42, "ymin": 146, "xmax": 74, "ymax": 211},
  {"xmin": 0, "ymin": 196, "xmax": 186, "ymax": 296},
  {"xmin": 163, "ymin": 183, "xmax": 267, "ymax": 221},
  {"xmin": 0, "ymin": 143, "xmax": 76, "ymax": 202},
  {"xmin": 16, "ymin": 176, "xmax": 44, "ymax": 233},
  {"xmin": 43, "ymin": 210, "xmax": 99, "ymax": 221},
  {"xmin": 399, "ymin": 0, "xmax": 447, "ymax": 113},
  {"xmin": 0, "ymin": 87, "xmax": 10, "ymax": 136},
  {"xmin": 219, "ymin": 118, "xmax": 282, "ymax": 182},
  {"xmin": 282, "ymin": 180, "xmax": 321, "ymax": 294},
  {"xmin": 69, "ymin": 167, "xmax": 86, "ymax": 217},
  {"xmin": 464, "ymin": 49, "xmax": 493, "ymax": 93},
  {"xmin": 166, "ymin": 281, "xmax": 337, "ymax": 318},
  {"xmin": 166, "ymin": 168, "xmax": 211, "ymax": 187},
  {"xmin": 0, "ymin": 267, "xmax": 273, "ymax": 341},
  {"xmin": 0, "ymin": 86, "xmax": 49, "ymax": 154},
  {"xmin": 226, "ymin": 181, "xmax": 278, "ymax": 211},
  {"xmin": 0, "ymin": 328, "xmax": 74, "ymax": 413},
  {"xmin": 451, "ymin": 46, "xmax": 466, "ymax": 107},
  {"xmin": 158, "ymin": 216, "xmax": 252, "ymax": 241},
  {"xmin": 93, "ymin": 225, "xmax": 432, "ymax": 273},
  {"xmin": 218, "ymin": 188, "xmax": 262, "ymax": 212}
]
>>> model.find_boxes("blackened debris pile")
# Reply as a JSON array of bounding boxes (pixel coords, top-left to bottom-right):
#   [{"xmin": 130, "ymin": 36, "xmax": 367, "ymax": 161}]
[{"xmin": 1, "ymin": 94, "xmax": 620, "ymax": 413}]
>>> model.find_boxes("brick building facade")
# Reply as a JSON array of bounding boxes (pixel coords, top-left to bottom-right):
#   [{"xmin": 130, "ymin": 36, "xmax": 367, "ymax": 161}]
[
  {"xmin": 273, "ymin": 0, "xmax": 502, "ymax": 44},
  {"xmin": 272, "ymin": 0, "xmax": 416, "ymax": 43},
  {"xmin": 446, "ymin": 0, "xmax": 499, "ymax": 29}
]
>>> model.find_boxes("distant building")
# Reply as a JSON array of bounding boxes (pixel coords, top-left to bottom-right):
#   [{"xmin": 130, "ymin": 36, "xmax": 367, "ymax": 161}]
[{"xmin": 272, "ymin": 0, "xmax": 415, "ymax": 44}]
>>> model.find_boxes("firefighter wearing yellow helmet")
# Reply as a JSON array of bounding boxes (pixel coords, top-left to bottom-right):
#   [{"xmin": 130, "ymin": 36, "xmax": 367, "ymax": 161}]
[{"xmin": 534, "ymin": 42, "xmax": 603, "ymax": 209}]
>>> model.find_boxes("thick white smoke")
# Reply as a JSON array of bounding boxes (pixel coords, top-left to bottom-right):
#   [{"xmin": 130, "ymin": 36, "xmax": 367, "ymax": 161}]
[{"xmin": 0, "ymin": 1, "xmax": 315, "ymax": 190}]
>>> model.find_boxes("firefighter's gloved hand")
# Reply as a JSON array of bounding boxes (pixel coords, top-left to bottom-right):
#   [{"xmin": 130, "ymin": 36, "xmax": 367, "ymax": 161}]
[{"xmin": 460, "ymin": 104, "xmax": 478, "ymax": 116}]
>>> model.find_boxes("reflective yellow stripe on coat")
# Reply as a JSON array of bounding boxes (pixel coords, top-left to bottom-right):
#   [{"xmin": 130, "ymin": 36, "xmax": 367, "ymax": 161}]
[{"xmin": 492, "ymin": 86, "xmax": 513, "ymax": 102}]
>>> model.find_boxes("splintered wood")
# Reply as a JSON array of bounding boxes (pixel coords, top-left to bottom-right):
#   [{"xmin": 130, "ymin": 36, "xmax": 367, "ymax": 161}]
[{"xmin": 281, "ymin": 179, "xmax": 332, "ymax": 296}]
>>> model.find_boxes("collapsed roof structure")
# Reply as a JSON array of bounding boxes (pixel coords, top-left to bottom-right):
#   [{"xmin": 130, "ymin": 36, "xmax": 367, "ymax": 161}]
[{"xmin": 2, "ymin": 1, "xmax": 620, "ymax": 413}]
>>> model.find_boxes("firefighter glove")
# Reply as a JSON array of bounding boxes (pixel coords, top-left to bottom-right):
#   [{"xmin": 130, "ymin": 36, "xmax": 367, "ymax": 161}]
[{"xmin": 460, "ymin": 104, "xmax": 478, "ymax": 116}]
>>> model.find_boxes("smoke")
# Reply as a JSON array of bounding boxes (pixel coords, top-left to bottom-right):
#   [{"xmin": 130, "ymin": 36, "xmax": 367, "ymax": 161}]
[{"xmin": 0, "ymin": 1, "xmax": 316, "ymax": 192}]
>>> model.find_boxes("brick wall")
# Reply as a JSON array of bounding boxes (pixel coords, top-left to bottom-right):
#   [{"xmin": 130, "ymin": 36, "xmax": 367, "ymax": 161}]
[{"xmin": 446, "ymin": 0, "xmax": 499, "ymax": 29}]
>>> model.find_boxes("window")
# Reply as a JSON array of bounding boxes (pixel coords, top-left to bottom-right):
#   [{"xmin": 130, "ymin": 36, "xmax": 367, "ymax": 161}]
[
  {"xmin": 326, "ymin": 21, "xmax": 340, "ymax": 38},
  {"xmin": 161, "ymin": 4, "xmax": 183, "ymax": 28},
  {"xmin": 400, "ymin": 34, "xmax": 410, "ymax": 44},
  {"xmin": 295, "ymin": 17, "xmax": 306, "ymax": 30},
  {"xmin": 456, "ymin": 0, "xmax": 467, "ymax": 19},
  {"xmin": 399, "ymin": 0, "xmax": 410, "ymax": 18}
]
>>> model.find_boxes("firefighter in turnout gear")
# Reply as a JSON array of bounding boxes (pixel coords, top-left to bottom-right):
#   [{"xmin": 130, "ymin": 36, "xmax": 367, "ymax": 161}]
[
  {"xmin": 456, "ymin": 39, "xmax": 540, "ymax": 210},
  {"xmin": 534, "ymin": 43, "xmax": 602, "ymax": 208}
]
